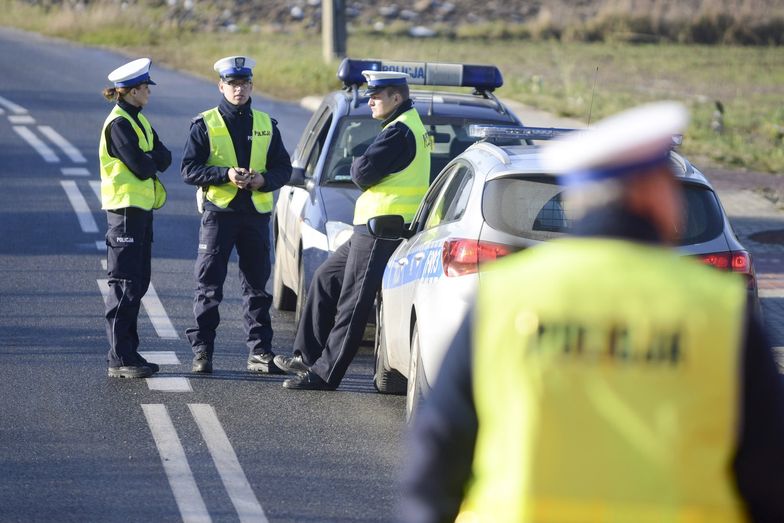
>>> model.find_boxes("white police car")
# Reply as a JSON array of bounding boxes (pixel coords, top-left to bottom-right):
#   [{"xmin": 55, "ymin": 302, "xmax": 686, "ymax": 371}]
[
  {"xmin": 370, "ymin": 125, "xmax": 760, "ymax": 419},
  {"xmin": 272, "ymin": 59, "xmax": 522, "ymax": 325}
]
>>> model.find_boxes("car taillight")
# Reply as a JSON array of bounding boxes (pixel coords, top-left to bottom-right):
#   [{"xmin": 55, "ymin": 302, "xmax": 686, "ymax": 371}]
[
  {"xmin": 698, "ymin": 250, "xmax": 755, "ymax": 287},
  {"xmin": 442, "ymin": 239, "xmax": 514, "ymax": 277}
]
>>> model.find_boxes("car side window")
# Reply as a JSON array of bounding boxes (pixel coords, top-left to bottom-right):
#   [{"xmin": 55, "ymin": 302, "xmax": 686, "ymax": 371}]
[
  {"xmin": 410, "ymin": 164, "xmax": 458, "ymax": 233},
  {"xmin": 304, "ymin": 112, "xmax": 333, "ymax": 180},
  {"xmin": 424, "ymin": 163, "xmax": 473, "ymax": 230}
]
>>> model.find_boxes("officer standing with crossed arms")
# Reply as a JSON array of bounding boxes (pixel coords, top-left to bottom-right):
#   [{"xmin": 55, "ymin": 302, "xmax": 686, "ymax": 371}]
[
  {"xmin": 100, "ymin": 58, "xmax": 171, "ymax": 379},
  {"xmin": 274, "ymin": 70, "xmax": 431, "ymax": 390},
  {"xmin": 181, "ymin": 55, "xmax": 291, "ymax": 374},
  {"xmin": 400, "ymin": 102, "xmax": 784, "ymax": 522}
]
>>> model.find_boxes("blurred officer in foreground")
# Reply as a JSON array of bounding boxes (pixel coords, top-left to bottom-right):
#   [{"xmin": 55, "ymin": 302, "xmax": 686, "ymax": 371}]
[
  {"xmin": 100, "ymin": 58, "xmax": 171, "ymax": 379},
  {"xmin": 399, "ymin": 102, "xmax": 784, "ymax": 522},
  {"xmin": 273, "ymin": 71, "xmax": 431, "ymax": 390},
  {"xmin": 182, "ymin": 56, "xmax": 292, "ymax": 374}
]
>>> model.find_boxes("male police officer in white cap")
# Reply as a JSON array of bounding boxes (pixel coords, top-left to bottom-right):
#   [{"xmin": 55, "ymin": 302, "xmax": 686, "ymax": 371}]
[
  {"xmin": 181, "ymin": 56, "xmax": 292, "ymax": 374},
  {"xmin": 273, "ymin": 70, "xmax": 431, "ymax": 390},
  {"xmin": 100, "ymin": 57, "xmax": 171, "ymax": 378},
  {"xmin": 400, "ymin": 102, "xmax": 784, "ymax": 522}
]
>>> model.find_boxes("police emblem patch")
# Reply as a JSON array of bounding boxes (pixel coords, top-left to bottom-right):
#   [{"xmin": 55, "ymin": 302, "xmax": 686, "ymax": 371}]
[{"xmin": 235, "ymin": 57, "xmax": 245, "ymax": 69}]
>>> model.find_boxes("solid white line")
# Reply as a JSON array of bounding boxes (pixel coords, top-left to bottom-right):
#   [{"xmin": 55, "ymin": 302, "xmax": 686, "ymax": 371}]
[
  {"xmin": 38, "ymin": 125, "xmax": 87, "ymax": 163},
  {"xmin": 60, "ymin": 180, "xmax": 98, "ymax": 233},
  {"xmin": 143, "ymin": 284, "xmax": 179, "ymax": 339},
  {"xmin": 139, "ymin": 350, "xmax": 181, "ymax": 365},
  {"xmin": 146, "ymin": 377, "xmax": 192, "ymax": 392},
  {"xmin": 13, "ymin": 126, "xmax": 58, "ymax": 163},
  {"xmin": 189, "ymin": 404, "xmax": 268, "ymax": 523},
  {"xmin": 142, "ymin": 404, "xmax": 211, "ymax": 523},
  {"xmin": 89, "ymin": 180, "xmax": 101, "ymax": 202},
  {"xmin": 0, "ymin": 94, "xmax": 27, "ymax": 114},
  {"xmin": 62, "ymin": 167, "xmax": 90, "ymax": 176},
  {"xmin": 9, "ymin": 115, "xmax": 35, "ymax": 124}
]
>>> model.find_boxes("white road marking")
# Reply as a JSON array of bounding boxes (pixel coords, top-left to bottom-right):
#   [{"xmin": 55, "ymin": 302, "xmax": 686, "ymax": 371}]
[
  {"xmin": 0, "ymin": 94, "xmax": 27, "ymax": 114},
  {"xmin": 142, "ymin": 404, "xmax": 211, "ymax": 523},
  {"xmin": 139, "ymin": 350, "xmax": 181, "ymax": 365},
  {"xmin": 38, "ymin": 125, "xmax": 87, "ymax": 163},
  {"xmin": 97, "ymin": 279, "xmax": 179, "ymax": 339},
  {"xmin": 146, "ymin": 377, "xmax": 192, "ymax": 392},
  {"xmin": 60, "ymin": 180, "xmax": 98, "ymax": 233},
  {"xmin": 142, "ymin": 284, "xmax": 179, "ymax": 339},
  {"xmin": 96, "ymin": 240, "xmax": 104, "ymax": 251},
  {"xmin": 188, "ymin": 404, "xmax": 268, "ymax": 523},
  {"xmin": 101, "ymin": 259, "xmax": 107, "ymax": 271},
  {"xmin": 760, "ymin": 289, "xmax": 784, "ymax": 298},
  {"xmin": 9, "ymin": 114, "xmax": 35, "ymax": 124},
  {"xmin": 62, "ymin": 167, "xmax": 90, "ymax": 176},
  {"xmin": 89, "ymin": 180, "xmax": 101, "ymax": 201},
  {"xmin": 13, "ymin": 126, "xmax": 58, "ymax": 163}
]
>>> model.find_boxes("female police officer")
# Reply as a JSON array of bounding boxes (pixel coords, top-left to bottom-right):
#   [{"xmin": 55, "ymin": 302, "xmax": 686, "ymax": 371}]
[{"xmin": 100, "ymin": 58, "xmax": 171, "ymax": 379}]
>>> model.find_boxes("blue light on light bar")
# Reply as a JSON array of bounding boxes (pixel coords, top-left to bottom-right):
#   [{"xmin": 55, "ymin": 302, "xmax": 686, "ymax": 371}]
[
  {"xmin": 337, "ymin": 58, "xmax": 503, "ymax": 91},
  {"xmin": 468, "ymin": 125, "xmax": 576, "ymax": 141}
]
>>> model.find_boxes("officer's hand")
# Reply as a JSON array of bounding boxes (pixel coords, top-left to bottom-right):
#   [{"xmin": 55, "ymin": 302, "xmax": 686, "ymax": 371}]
[
  {"xmin": 228, "ymin": 168, "xmax": 250, "ymax": 189},
  {"xmin": 247, "ymin": 172, "xmax": 265, "ymax": 191}
]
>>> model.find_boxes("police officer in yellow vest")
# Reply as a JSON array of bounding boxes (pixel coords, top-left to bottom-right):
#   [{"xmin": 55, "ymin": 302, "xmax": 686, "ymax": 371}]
[
  {"xmin": 400, "ymin": 102, "xmax": 784, "ymax": 522},
  {"xmin": 100, "ymin": 58, "xmax": 171, "ymax": 379},
  {"xmin": 273, "ymin": 71, "xmax": 431, "ymax": 390},
  {"xmin": 181, "ymin": 56, "xmax": 292, "ymax": 374}
]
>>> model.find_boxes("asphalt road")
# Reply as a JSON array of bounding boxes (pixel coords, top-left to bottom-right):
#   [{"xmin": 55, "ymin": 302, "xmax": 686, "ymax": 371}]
[{"xmin": 0, "ymin": 27, "xmax": 407, "ymax": 522}]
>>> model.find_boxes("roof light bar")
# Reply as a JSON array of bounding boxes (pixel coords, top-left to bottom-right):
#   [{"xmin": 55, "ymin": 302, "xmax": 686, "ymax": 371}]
[
  {"xmin": 468, "ymin": 125, "xmax": 576, "ymax": 141},
  {"xmin": 337, "ymin": 58, "xmax": 503, "ymax": 91}
]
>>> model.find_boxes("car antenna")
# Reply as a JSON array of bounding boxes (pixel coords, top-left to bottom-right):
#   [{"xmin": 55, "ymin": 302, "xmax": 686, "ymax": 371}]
[{"xmin": 586, "ymin": 66, "xmax": 599, "ymax": 127}]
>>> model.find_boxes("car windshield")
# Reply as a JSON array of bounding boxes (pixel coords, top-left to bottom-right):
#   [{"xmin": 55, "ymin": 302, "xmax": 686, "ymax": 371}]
[
  {"xmin": 322, "ymin": 117, "xmax": 521, "ymax": 184},
  {"xmin": 482, "ymin": 175, "xmax": 725, "ymax": 246}
]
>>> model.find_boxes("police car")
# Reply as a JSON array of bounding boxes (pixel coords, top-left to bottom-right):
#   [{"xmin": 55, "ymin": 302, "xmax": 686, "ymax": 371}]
[
  {"xmin": 370, "ymin": 125, "xmax": 760, "ymax": 419},
  {"xmin": 272, "ymin": 59, "xmax": 522, "ymax": 325}
]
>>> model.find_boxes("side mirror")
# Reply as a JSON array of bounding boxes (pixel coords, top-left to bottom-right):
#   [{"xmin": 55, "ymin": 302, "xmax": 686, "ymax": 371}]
[
  {"xmin": 367, "ymin": 215, "xmax": 410, "ymax": 240},
  {"xmin": 288, "ymin": 167, "xmax": 307, "ymax": 187}
]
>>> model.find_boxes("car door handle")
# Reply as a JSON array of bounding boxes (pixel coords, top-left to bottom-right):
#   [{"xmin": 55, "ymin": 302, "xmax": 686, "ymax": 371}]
[{"xmin": 413, "ymin": 252, "xmax": 425, "ymax": 261}]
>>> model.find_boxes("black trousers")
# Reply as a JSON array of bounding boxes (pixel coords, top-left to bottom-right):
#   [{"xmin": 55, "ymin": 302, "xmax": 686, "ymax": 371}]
[
  {"xmin": 186, "ymin": 210, "xmax": 273, "ymax": 357},
  {"xmin": 294, "ymin": 227, "xmax": 400, "ymax": 387},
  {"xmin": 105, "ymin": 208, "xmax": 153, "ymax": 367}
]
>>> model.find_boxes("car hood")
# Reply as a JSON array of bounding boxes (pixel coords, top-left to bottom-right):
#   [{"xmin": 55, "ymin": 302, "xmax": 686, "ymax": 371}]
[{"xmin": 320, "ymin": 184, "xmax": 362, "ymax": 225}]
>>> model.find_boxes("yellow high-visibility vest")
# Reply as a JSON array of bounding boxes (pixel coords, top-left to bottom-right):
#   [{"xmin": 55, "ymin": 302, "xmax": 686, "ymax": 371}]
[
  {"xmin": 99, "ymin": 106, "xmax": 166, "ymax": 210},
  {"xmin": 353, "ymin": 107, "xmax": 431, "ymax": 225},
  {"xmin": 201, "ymin": 107, "xmax": 273, "ymax": 213},
  {"xmin": 461, "ymin": 238, "xmax": 747, "ymax": 523}
]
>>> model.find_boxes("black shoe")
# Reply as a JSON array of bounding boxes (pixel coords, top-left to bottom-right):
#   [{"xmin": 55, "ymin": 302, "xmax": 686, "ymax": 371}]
[
  {"xmin": 247, "ymin": 353, "xmax": 284, "ymax": 374},
  {"xmin": 282, "ymin": 370, "xmax": 335, "ymax": 391},
  {"xmin": 192, "ymin": 353, "xmax": 213, "ymax": 374},
  {"xmin": 273, "ymin": 354, "xmax": 309, "ymax": 375},
  {"xmin": 137, "ymin": 356, "xmax": 160, "ymax": 374},
  {"xmin": 108, "ymin": 365, "xmax": 154, "ymax": 379}
]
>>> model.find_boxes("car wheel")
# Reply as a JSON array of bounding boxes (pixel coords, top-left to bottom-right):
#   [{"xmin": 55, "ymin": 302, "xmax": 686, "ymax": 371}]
[
  {"xmin": 406, "ymin": 320, "xmax": 427, "ymax": 422},
  {"xmin": 272, "ymin": 230, "xmax": 296, "ymax": 311},
  {"xmin": 294, "ymin": 255, "xmax": 306, "ymax": 328},
  {"xmin": 373, "ymin": 296, "xmax": 406, "ymax": 395}
]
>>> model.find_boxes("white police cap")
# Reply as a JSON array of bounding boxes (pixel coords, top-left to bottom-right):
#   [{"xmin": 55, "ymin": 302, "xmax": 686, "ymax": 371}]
[
  {"xmin": 362, "ymin": 70, "xmax": 410, "ymax": 95},
  {"xmin": 214, "ymin": 56, "xmax": 256, "ymax": 79},
  {"xmin": 108, "ymin": 58, "xmax": 156, "ymax": 88},
  {"xmin": 540, "ymin": 101, "xmax": 689, "ymax": 185}
]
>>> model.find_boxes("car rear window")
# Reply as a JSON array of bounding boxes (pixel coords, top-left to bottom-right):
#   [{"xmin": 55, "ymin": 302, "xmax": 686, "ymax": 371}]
[{"xmin": 482, "ymin": 175, "xmax": 724, "ymax": 245}]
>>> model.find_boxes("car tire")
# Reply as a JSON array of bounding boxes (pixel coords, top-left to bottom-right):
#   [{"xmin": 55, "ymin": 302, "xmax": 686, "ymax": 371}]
[
  {"xmin": 272, "ymin": 230, "xmax": 296, "ymax": 311},
  {"xmin": 373, "ymin": 296, "xmax": 407, "ymax": 395},
  {"xmin": 406, "ymin": 320, "xmax": 427, "ymax": 422},
  {"xmin": 294, "ymin": 255, "xmax": 306, "ymax": 328}
]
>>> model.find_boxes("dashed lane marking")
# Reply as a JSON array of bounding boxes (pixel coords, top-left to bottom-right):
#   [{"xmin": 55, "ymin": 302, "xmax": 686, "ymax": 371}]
[
  {"xmin": 95, "ymin": 240, "xmax": 104, "ymax": 251},
  {"xmin": 97, "ymin": 279, "xmax": 179, "ymax": 339},
  {"xmin": 38, "ymin": 125, "xmax": 86, "ymax": 163},
  {"xmin": 13, "ymin": 126, "xmax": 58, "ymax": 163},
  {"xmin": 189, "ymin": 404, "xmax": 269, "ymax": 523},
  {"xmin": 147, "ymin": 377, "xmax": 192, "ymax": 392},
  {"xmin": 89, "ymin": 180, "xmax": 100, "ymax": 201},
  {"xmin": 9, "ymin": 114, "xmax": 34, "ymax": 124},
  {"xmin": 62, "ymin": 167, "xmax": 90, "ymax": 176},
  {"xmin": 0, "ymin": 94, "xmax": 27, "ymax": 114},
  {"xmin": 142, "ymin": 404, "xmax": 211, "ymax": 523},
  {"xmin": 60, "ymin": 180, "xmax": 98, "ymax": 233},
  {"xmin": 139, "ymin": 351, "xmax": 181, "ymax": 365}
]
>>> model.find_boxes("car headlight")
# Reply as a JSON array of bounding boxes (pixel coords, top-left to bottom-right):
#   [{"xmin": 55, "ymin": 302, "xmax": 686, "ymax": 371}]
[{"xmin": 325, "ymin": 221, "xmax": 354, "ymax": 252}]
